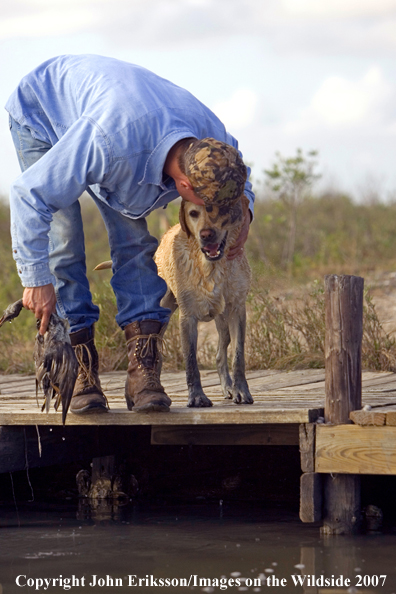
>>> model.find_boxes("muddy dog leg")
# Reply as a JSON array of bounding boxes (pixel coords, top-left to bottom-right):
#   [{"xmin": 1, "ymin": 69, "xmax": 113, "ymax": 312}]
[
  {"xmin": 158, "ymin": 289, "xmax": 179, "ymax": 376},
  {"xmin": 161, "ymin": 288, "xmax": 178, "ymax": 315},
  {"xmin": 215, "ymin": 312, "xmax": 233, "ymax": 400},
  {"xmin": 229, "ymin": 306, "xmax": 253, "ymax": 404},
  {"xmin": 179, "ymin": 314, "xmax": 213, "ymax": 408}
]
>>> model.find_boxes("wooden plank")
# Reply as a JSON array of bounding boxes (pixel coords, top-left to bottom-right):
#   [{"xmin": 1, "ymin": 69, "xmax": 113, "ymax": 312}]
[
  {"xmin": 350, "ymin": 409, "xmax": 386, "ymax": 426},
  {"xmin": 0, "ymin": 397, "xmax": 312, "ymax": 405},
  {"xmin": 321, "ymin": 473, "xmax": 360, "ymax": 534},
  {"xmin": 0, "ymin": 396, "xmax": 325, "ymax": 408},
  {"xmin": 316, "ymin": 424, "xmax": 396, "ymax": 474},
  {"xmin": 151, "ymin": 424, "xmax": 299, "ymax": 445},
  {"xmin": 294, "ymin": 371, "xmax": 394, "ymax": 393},
  {"xmin": 0, "ymin": 374, "xmax": 35, "ymax": 385},
  {"xmin": 0, "ymin": 405, "xmax": 323, "ymax": 426},
  {"xmin": 246, "ymin": 374, "xmax": 326, "ymax": 392},
  {"xmin": 300, "ymin": 423, "xmax": 316, "ymax": 473},
  {"xmin": 361, "ymin": 373, "xmax": 396, "ymax": 387},
  {"xmin": 300, "ymin": 424, "xmax": 322, "ymax": 524},
  {"xmin": 300, "ymin": 473, "xmax": 322, "ymax": 523},
  {"xmin": 386, "ymin": 409, "xmax": 396, "ymax": 426}
]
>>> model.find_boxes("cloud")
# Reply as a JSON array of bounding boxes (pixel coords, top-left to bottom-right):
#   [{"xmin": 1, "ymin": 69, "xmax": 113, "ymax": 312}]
[
  {"xmin": 212, "ymin": 89, "xmax": 259, "ymax": 131},
  {"xmin": 2, "ymin": 0, "xmax": 396, "ymax": 59},
  {"xmin": 0, "ymin": 0, "xmax": 253, "ymax": 43},
  {"xmin": 285, "ymin": 67, "xmax": 395, "ymax": 132},
  {"xmin": 281, "ymin": 0, "xmax": 396, "ymax": 19},
  {"xmin": 0, "ymin": 10, "xmax": 95, "ymax": 39}
]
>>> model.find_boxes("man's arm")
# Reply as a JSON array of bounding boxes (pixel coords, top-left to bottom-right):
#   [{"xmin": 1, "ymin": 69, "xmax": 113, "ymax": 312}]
[
  {"xmin": 11, "ymin": 117, "xmax": 109, "ymax": 285},
  {"xmin": 227, "ymin": 209, "xmax": 251, "ymax": 260},
  {"xmin": 227, "ymin": 155, "xmax": 254, "ymax": 261},
  {"xmin": 10, "ymin": 118, "xmax": 109, "ymax": 332}
]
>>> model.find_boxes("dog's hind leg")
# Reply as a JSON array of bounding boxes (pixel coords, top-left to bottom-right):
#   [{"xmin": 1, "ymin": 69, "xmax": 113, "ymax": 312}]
[
  {"xmin": 157, "ymin": 289, "xmax": 178, "ymax": 376},
  {"xmin": 229, "ymin": 306, "xmax": 253, "ymax": 404},
  {"xmin": 180, "ymin": 314, "xmax": 213, "ymax": 408},
  {"xmin": 160, "ymin": 288, "xmax": 178, "ymax": 315},
  {"xmin": 215, "ymin": 313, "xmax": 233, "ymax": 400}
]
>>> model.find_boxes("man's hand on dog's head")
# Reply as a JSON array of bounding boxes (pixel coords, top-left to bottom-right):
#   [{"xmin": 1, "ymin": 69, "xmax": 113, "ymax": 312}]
[{"xmin": 227, "ymin": 210, "xmax": 251, "ymax": 260}]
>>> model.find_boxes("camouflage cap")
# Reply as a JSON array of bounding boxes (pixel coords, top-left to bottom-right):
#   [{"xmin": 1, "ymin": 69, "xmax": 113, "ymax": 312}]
[{"xmin": 184, "ymin": 138, "xmax": 247, "ymax": 207}]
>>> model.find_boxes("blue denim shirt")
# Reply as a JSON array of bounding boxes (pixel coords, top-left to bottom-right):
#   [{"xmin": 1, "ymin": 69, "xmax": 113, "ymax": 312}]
[{"xmin": 5, "ymin": 54, "xmax": 255, "ymax": 287}]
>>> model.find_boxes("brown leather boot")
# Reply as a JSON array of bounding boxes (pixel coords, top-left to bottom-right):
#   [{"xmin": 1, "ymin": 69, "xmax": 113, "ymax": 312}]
[
  {"xmin": 124, "ymin": 320, "xmax": 171, "ymax": 413},
  {"xmin": 69, "ymin": 326, "xmax": 108, "ymax": 414}
]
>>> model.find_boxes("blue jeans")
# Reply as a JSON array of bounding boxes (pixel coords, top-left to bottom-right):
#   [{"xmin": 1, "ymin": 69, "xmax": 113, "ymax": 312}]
[{"xmin": 9, "ymin": 115, "xmax": 170, "ymax": 332}]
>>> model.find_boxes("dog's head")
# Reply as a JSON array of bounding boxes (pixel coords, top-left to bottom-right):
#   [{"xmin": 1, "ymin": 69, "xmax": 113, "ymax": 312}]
[{"xmin": 179, "ymin": 195, "xmax": 250, "ymax": 261}]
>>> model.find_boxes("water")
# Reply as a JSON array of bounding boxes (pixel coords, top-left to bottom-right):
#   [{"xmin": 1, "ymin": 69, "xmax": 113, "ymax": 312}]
[{"xmin": 1, "ymin": 501, "xmax": 396, "ymax": 593}]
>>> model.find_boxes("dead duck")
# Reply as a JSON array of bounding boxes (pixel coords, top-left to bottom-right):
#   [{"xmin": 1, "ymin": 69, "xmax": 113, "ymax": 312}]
[{"xmin": 0, "ymin": 299, "xmax": 78, "ymax": 424}]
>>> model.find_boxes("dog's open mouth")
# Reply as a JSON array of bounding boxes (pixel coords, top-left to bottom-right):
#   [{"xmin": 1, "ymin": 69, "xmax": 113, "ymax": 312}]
[{"xmin": 201, "ymin": 233, "xmax": 228, "ymax": 261}]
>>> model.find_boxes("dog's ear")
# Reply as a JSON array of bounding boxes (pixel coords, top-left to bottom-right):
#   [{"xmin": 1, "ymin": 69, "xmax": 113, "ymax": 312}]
[{"xmin": 179, "ymin": 201, "xmax": 191, "ymax": 237}]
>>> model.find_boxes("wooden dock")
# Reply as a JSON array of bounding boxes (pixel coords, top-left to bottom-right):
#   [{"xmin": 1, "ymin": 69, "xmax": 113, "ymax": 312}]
[
  {"xmin": 2, "ymin": 274, "xmax": 396, "ymax": 534},
  {"xmin": 2, "ymin": 368, "xmax": 396, "ymax": 479},
  {"xmin": 2, "ymin": 367, "xmax": 396, "ymax": 428}
]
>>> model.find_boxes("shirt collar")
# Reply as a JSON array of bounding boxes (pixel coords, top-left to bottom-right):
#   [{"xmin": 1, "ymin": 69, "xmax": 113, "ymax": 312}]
[{"xmin": 139, "ymin": 130, "xmax": 196, "ymax": 187}]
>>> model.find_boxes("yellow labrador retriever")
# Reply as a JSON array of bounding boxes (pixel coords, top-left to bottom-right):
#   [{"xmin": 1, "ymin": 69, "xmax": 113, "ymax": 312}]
[{"xmin": 155, "ymin": 197, "xmax": 253, "ymax": 408}]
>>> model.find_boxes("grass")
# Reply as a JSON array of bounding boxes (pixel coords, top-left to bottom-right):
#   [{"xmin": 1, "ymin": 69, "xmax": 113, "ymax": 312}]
[
  {"xmin": 1, "ymin": 190, "xmax": 396, "ymax": 374},
  {"xmin": 245, "ymin": 282, "xmax": 396, "ymax": 372}
]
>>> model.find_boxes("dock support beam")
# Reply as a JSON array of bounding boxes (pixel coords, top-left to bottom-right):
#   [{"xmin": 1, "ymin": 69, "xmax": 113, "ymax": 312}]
[
  {"xmin": 299, "ymin": 423, "xmax": 322, "ymax": 523},
  {"xmin": 321, "ymin": 274, "xmax": 364, "ymax": 534}
]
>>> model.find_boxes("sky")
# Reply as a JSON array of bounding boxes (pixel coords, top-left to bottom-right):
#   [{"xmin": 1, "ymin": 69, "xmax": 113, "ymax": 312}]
[{"xmin": 1, "ymin": 0, "xmax": 396, "ymax": 200}]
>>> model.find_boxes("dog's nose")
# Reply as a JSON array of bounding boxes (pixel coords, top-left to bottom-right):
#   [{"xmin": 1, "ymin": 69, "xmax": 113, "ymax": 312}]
[{"xmin": 200, "ymin": 228, "xmax": 216, "ymax": 242}]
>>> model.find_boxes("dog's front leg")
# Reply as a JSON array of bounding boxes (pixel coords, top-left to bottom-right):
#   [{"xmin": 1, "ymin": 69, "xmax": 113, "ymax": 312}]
[
  {"xmin": 179, "ymin": 314, "xmax": 213, "ymax": 408},
  {"xmin": 229, "ymin": 306, "xmax": 253, "ymax": 404},
  {"xmin": 215, "ymin": 313, "xmax": 233, "ymax": 399}
]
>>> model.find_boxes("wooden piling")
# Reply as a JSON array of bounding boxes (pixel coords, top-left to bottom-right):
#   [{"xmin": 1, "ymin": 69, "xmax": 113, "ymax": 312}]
[{"xmin": 322, "ymin": 274, "xmax": 364, "ymax": 534}]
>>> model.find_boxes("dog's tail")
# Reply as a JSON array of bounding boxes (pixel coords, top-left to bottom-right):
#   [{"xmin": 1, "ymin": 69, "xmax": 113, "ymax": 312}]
[{"xmin": 94, "ymin": 260, "xmax": 112, "ymax": 271}]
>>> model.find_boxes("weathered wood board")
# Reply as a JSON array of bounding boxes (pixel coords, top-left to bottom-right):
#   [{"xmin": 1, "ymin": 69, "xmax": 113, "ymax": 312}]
[
  {"xmin": 300, "ymin": 472, "xmax": 322, "ymax": 523},
  {"xmin": 350, "ymin": 405, "xmax": 396, "ymax": 426},
  {"xmin": 151, "ymin": 424, "xmax": 299, "ymax": 445},
  {"xmin": 1, "ymin": 369, "xmax": 396, "ymax": 427}
]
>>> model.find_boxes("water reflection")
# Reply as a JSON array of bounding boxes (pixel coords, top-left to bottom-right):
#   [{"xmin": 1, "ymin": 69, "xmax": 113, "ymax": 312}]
[{"xmin": 1, "ymin": 501, "xmax": 396, "ymax": 593}]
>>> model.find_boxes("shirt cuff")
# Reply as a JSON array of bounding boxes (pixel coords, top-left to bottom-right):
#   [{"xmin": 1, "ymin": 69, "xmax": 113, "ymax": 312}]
[
  {"xmin": 245, "ymin": 194, "xmax": 254, "ymax": 222},
  {"xmin": 16, "ymin": 262, "xmax": 53, "ymax": 287}
]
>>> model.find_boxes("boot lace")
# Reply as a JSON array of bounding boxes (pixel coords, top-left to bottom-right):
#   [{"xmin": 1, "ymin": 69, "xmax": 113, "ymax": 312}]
[
  {"xmin": 73, "ymin": 342, "xmax": 110, "ymax": 408},
  {"xmin": 126, "ymin": 333, "xmax": 166, "ymax": 389},
  {"xmin": 74, "ymin": 341, "xmax": 97, "ymax": 388},
  {"xmin": 126, "ymin": 333, "xmax": 166, "ymax": 357}
]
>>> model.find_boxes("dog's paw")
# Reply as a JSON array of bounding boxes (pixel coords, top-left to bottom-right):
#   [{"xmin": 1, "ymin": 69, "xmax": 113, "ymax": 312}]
[
  {"xmin": 222, "ymin": 384, "xmax": 233, "ymax": 400},
  {"xmin": 232, "ymin": 382, "xmax": 254, "ymax": 405},
  {"xmin": 187, "ymin": 393, "xmax": 213, "ymax": 408}
]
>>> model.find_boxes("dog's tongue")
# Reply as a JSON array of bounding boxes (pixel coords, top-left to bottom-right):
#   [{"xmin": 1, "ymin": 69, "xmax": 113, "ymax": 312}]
[{"xmin": 204, "ymin": 243, "xmax": 220, "ymax": 257}]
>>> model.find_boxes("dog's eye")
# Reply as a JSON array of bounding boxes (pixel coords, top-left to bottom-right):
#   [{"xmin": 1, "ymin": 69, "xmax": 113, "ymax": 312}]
[{"xmin": 189, "ymin": 210, "xmax": 200, "ymax": 218}]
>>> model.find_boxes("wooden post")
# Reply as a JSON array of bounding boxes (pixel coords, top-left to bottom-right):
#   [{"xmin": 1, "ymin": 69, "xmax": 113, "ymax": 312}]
[
  {"xmin": 322, "ymin": 274, "xmax": 363, "ymax": 534},
  {"xmin": 299, "ymin": 424, "xmax": 322, "ymax": 523},
  {"xmin": 324, "ymin": 275, "xmax": 363, "ymax": 424}
]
